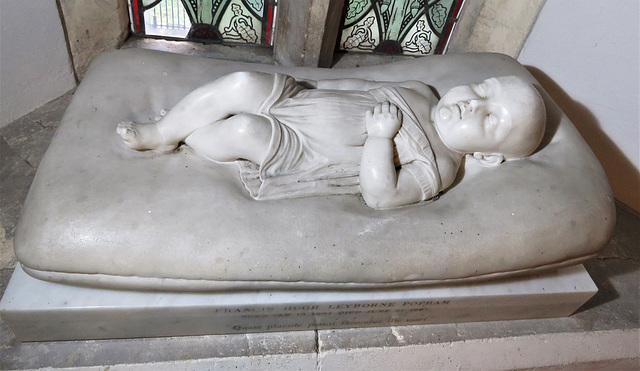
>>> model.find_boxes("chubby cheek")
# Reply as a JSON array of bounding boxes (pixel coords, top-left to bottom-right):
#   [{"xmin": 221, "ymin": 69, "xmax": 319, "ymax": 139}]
[{"xmin": 456, "ymin": 119, "xmax": 479, "ymax": 134}]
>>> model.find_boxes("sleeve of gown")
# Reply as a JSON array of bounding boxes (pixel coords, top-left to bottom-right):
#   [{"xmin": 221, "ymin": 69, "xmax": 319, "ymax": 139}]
[{"xmin": 401, "ymin": 160, "xmax": 440, "ymax": 201}]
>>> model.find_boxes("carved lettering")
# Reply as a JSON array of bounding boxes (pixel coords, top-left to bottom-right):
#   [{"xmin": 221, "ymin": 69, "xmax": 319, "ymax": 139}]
[
  {"xmin": 284, "ymin": 305, "xmax": 319, "ymax": 311},
  {"xmin": 232, "ymin": 324, "xmax": 262, "ymax": 330}
]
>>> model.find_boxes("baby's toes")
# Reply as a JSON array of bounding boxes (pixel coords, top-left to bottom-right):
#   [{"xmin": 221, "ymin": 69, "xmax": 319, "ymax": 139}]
[{"xmin": 117, "ymin": 121, "xmax": 138, "ymax": 141}]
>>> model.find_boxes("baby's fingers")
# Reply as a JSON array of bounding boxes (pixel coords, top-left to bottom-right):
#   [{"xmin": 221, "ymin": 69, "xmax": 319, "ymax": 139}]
[
  {"xmin": 366, "ymin": 109, "xmax": 374, "ymax": 119},
  {"xmin": 374, "ymin": 104, "xmax": 381, "ymax": 115}
]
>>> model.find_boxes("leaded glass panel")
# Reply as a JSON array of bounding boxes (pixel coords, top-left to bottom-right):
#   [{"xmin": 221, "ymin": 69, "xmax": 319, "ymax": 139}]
[
  {"xmin": 339, "ymin": 0, "xmax": 464, "ymax": 55},
  {"xmin": 131, "ymin": 0, "xmax": 278, "ymax": 46}
]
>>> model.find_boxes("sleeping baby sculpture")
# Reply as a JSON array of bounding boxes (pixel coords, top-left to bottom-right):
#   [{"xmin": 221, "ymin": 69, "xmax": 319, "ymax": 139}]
[
  {"xmin": 12, "ymin": 49, "xmax": 614, "ymax": 291},
  {"xmin": 117, "ymin": 72, "xmax": 546, "ymax": 209}
]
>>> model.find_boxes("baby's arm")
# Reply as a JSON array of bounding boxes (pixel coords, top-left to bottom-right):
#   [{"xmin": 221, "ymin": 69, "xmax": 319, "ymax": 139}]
[{"xmin": 360, "ymin": 102, "xmax": 424, "ymax": 209}]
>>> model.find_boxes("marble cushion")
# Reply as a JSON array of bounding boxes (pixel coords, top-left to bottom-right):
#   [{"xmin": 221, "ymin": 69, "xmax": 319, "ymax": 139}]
[{"xmin": 14, "ymin": 49, "xmax": 615, "ymax": 290}]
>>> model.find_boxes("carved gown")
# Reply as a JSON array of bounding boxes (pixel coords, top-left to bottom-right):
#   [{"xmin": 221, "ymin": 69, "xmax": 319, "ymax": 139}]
[{"xmin": 236, "ymin": 73, "xmax": 442, "ymax": 202}]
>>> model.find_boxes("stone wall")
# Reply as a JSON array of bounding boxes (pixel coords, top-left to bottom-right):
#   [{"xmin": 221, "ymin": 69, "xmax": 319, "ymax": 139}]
[
  {"xmin": 58, "ymin": 0, "xmax": 130, "ymax": 80},
  {"xmin": 448, "ymin": 0, "xmax": 546, "ymax": 57}
]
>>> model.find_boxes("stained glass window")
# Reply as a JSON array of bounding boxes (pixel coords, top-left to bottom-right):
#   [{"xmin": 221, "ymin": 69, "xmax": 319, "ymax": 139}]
[
  {"xmin": 130, "ymin": 0, "xmax": 278, "ymax": 46},
  {"xmin": 339, "ymin": 0, "xmax": 464, "ymax": 55}
]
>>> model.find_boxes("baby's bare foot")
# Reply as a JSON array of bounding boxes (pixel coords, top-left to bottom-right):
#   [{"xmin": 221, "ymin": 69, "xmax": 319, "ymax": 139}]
[{"xmin": 117, "ymin": 121, "xmax": 175, "ymax": 152}]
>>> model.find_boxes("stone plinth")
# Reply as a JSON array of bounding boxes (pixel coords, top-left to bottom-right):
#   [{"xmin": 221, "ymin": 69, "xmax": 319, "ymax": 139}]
[{"xmin": 1, "ymin": 264, "xmax": 596, "ymax": 341}]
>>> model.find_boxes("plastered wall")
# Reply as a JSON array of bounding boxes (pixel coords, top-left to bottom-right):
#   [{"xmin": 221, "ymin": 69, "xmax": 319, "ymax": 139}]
[
  {"xmin": 518, "ymin": 0, "xmax": 640, "ymax": 212},
  {"xmin": 0, "ymin": 0, "xmax": 76, "ymax": 128}
]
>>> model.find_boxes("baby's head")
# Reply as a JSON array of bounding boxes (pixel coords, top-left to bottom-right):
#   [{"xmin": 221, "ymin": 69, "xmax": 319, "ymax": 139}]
[{"xmin": 433, "ymin": 76, "xmax": 546, "ymax": 166}]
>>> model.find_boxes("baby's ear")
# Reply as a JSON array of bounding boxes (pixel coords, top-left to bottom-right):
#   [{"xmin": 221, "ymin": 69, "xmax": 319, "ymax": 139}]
[{"xmin": 473, "ymin": 153, "xmax": 505, "ymax": 167}]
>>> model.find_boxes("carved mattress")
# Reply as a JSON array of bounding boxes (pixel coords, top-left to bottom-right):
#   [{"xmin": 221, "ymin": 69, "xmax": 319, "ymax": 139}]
[{"xmin": 14, "ymin": 49, "xmax": 615, "ymax": 290}]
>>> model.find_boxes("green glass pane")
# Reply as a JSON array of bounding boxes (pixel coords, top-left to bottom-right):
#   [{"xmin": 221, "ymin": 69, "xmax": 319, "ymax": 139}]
[
  {"xmin": 143, "ymin": 0, "xmax": 276, "ymax": 45},
  {"xmin": 344, "ymin": 0, "xmax": 373, "ymax": 27},
  {"xmin": 428, "ymin": 0, "xmax": 453, "ymax": 34},
  {"xmin": 244, "ymin": 0, "xmax": 265, "ymax": 15},
  {"xmin": 340, "ymin": 0, "xmax": 463, "ymax": 56},
  {"xmin": 218, "ymin": 1, "xmax": 261, "ymax": 44}
]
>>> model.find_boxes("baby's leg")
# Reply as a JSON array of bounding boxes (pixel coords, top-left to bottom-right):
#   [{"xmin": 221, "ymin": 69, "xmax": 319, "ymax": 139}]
[
  {"xmin": 184, "ymin": 113, "xmax": 272, "ymax": 165},
  {"xmin": 117, "ymin": 71, "xmax": 275, "ymax": 152}
]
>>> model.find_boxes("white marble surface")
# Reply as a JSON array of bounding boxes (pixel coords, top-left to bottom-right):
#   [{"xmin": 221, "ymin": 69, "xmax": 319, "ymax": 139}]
[
  {"xmin": 1, "ymin": 264, "xmax": 597, "ymax": 341},
  {"xmin": 13, "ymin": 49, "xmax": 615, "ymax": 290}
]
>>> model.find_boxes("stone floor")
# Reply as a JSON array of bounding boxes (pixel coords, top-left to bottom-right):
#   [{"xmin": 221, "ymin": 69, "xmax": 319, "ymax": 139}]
[{"xmin": 0, "ymin": 40, "xmax": 638, "ymax": 370}]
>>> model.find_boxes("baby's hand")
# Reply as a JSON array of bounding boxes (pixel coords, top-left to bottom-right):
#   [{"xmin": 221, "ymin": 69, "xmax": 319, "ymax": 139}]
[{"xmin": 366, "ymin": 102, "xmax": 402, "ymax": 138}]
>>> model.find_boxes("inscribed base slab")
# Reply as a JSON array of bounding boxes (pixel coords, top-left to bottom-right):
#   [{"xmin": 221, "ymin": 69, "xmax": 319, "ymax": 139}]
[{"xmin": 0, "ymin": 264, "xmax": 597, "ymax": 341}]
